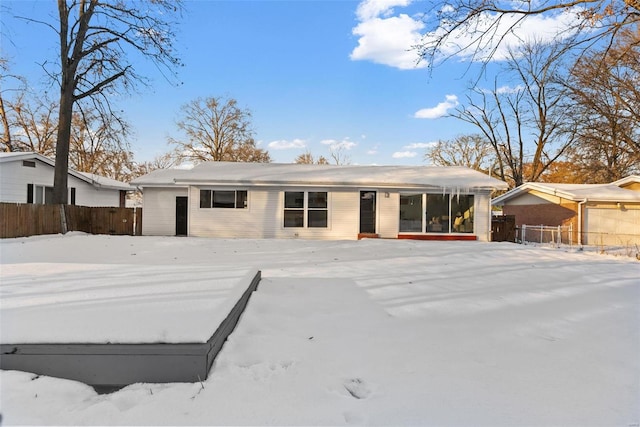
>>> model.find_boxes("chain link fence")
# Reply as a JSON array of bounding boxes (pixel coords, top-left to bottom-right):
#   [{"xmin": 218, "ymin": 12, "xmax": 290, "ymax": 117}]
[{"xmin": 517, "ymin": 224, "xmax": 640, "ymax": 259}]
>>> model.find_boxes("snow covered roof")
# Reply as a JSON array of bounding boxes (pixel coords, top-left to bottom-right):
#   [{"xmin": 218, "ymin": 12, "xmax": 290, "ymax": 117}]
[
  {"xmin": 131, "ymin": 162, "xmax": 508, "ymax": 191},
  {"xmin": 76, "ymin": 172, "xmax": 132, "ymax": 191},
  {"xmin": 0, "ymin": 151, "xmax": 56, "ymax": 166},
  {"xmin": 492, "ymin": 180, "xmax": 640, "ymax": 205},
  {"xmin": 0, "ymin": 152, "xmax": 131, "ymax": 191},
  {"xmin": 612, "ymin": 175, "xmax": 640, "ymax": 187}
]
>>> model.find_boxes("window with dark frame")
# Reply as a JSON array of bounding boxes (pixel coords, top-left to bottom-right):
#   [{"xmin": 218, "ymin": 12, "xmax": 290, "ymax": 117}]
[
  {"xmin": 27, "ymin": 184, "xmax": 55, "ymax": 204},
  {"xmin": 199, "ymin": 190, "xmax": 247, "ymax": 209},
  {"xmin": 284, "ymin": 191, "xmax": 304, "ymax": 227},
  {"xmin": 284, "ymin": 191, "xmax": 328, "ymax": 228},
  {"xmin": 22, "ymin": 160, "xmax": 36, "ymax": 168},
  {"xmin": 307, "ymin": 191, "xmax": 328, "ymax": 228},
  {"xmin": 27, "ymin": 185, "xmax": 78, "ymax": 205}
]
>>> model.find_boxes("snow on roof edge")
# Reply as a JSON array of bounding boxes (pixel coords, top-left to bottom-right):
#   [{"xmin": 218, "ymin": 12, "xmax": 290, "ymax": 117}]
[
  {"xmin": 131, "ymin": 162, "xmax": 509, "ymax": 191},
  {"xmin": 492, "ymin": 180, "xmax": 640, "ymax": 205}
]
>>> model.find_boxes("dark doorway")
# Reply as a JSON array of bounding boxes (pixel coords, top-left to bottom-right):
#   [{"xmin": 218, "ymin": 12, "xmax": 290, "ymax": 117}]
[
  {"xmin": 359, "ymin": 191, "xmax": 376, "ymax": 234},
  {"xmin": 175, "ymin": 196, "xmax": 188, "ymax": 236}
]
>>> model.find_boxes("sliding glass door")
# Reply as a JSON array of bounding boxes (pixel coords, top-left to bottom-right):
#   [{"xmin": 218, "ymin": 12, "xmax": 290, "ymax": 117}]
[
  {"xmin": 399, "ymin": 194, "xmax": 422, "ymax": 232},
  {"xmin": 399, "ymin": 193, "xmax": 475, "ymax": 234}
]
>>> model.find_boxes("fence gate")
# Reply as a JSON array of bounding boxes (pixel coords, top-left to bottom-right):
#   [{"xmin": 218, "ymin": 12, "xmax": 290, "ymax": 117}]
[{"xmin": 491, "ymin": 215, "xmax": 516, "ymax": 242}]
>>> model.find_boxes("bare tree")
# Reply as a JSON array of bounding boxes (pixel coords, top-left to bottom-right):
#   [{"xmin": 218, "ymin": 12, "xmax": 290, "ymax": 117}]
[
  {"xmin": 225, "ymin": 138, "xmax": 272, "ymax": 163},
  {"xmin": 329, "ymin": 146, "xmax": 351, "ymax": 165},
  {"xmin": 68, "ymin": 105, "xmax": 133, "ymax": 181},
  {"xmin": 16, "ymin": 1, "xmax": 182, "ymax": 203},
  {"xmin": 527, "ymin": 160, "xmax": 586, "ymax": 183},
  {"xmin": 133, "ymin": 151, "xmax": 181, "ymax": 178},
  {"xmin": 425, "ymin": 134, "xmax": 496, "ymax": 172},
  {"xmin": 416, "ymin": 0, "xmax": 640, "ymax": 71},
  {"xmin": 1, "ymin": 83, "xmax": 134, "ymax": 180},
  {"xmin": 294, "ymin": 150, "xmax": 329, "ymax": 165},
  {"xmin": 453, "ymin": 41, "xmax": 574, "ymax": 187},
  {"xmin": 563, "ymin": 27, "xmax": 640, "ymax": 181},
  {"xmin": 0, "ymin": 58, "xmax": 27, "ymax": 152},
  {"xmin": 169, "ymin": 96, "xmax": 271, "ymax": 163},
  {"xmin": 3, "ymin": 91, "xmax": 58, "ymax": 156}
]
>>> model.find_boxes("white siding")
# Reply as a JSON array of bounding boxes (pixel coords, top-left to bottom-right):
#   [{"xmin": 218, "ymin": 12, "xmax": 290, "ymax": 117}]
[
  {"xmin": 189, "ymin": 187, "xmax": 278, "ymax": 239},
  {"xmin": 0, "ymin": 160, "xmax": 29, "ymax": 203},
  {"xmin": 474, "ymin": 192, "xmax": 493, "ymax": 242},
  {"xmin": 141, "ymin": 187, "xmax": 188, "ymax": 236},
  {"xmin": 189, "ymin": 187, "xmax": 360, "ymax": 240},
  {"xmin": 0, "ymin": 158, "xmax": 121, "ymax": 206},
  {"xmin": 71, "ymin": 176, "xmax": 122, "ymax": 207},
  {"xmin": 143, "ymin": 185, "xmax": 495, "ymax": 241},
  {"xmin": 378, "ymin": 192, "xmax": 399, "ymax": 238}
]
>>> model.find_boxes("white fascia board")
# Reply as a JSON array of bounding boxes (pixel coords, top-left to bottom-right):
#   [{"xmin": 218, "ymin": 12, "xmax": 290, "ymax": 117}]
[{"xmin": 175, "ymin": 179, "xmax": 499, "ymax": 192}]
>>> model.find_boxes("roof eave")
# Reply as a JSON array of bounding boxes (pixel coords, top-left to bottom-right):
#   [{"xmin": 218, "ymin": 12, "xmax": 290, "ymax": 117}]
[{"xmin": 174, "ymin": 178, "xmax": 504, "ymax": 191}]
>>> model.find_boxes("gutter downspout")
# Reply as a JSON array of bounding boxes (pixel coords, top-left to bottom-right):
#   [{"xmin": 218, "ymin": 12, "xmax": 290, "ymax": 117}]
[{"xmin": 578, "ymin": 198, "xmax": 588, "ymax": 246}]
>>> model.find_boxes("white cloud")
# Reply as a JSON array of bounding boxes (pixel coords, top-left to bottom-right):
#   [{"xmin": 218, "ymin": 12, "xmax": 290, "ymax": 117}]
[
  {"xmin": 404, "ymin": 142, "xmax": 437, "ymax": 149},
  {"xmin": 495, "ymin": 84, "xmax": 524, "ymax": 94},
  {"xmin": 321, "ymin": 138, "xmax": 357, "ymax": 150},
  {"xmin": 414, "ymin": 94, "xmax": 458, "ymax": 119},
  {"xmin": 351, "ymin": 13, "xmax": 426, "ymax": 70},
  {"xmin": 366, "ymin": 143, "xmax": 380, "ymax": 155},
  {"xmin": 392, "ymin": 151, "xmax": 418, "ymax": 158},
  {"xmin": 356, "ymin": 0, "xmax": 413, "ymax": 21},
  {"xmin": 351, "ymin": 1, "xmax": 584, "ymax": 69},
  {"xmin": 268, "ymin": 139, "xmax": 306, "ymax": 150},
  {"xmin": 350, "ymin": 0, "xmax": 427, "ymax": 70},
  {"xmin": 425, "ymin": 8, "xmax": 584, "ymax": 62}
]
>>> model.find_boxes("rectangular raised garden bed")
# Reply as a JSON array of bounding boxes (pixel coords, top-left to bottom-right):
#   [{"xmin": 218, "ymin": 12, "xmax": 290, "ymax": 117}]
[{"xmin": 1, "ymin": 268, "xmax": 261, "ymax": 391}]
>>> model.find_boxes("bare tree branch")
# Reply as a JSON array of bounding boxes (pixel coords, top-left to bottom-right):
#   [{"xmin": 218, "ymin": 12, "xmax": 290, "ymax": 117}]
[
  {"xmin": 169, "ymin": 96, "xmax": 271, "ymax": 164},
  {"xmin": 416, "ymin": 0, "xmax": 640, "ymax": 73}
]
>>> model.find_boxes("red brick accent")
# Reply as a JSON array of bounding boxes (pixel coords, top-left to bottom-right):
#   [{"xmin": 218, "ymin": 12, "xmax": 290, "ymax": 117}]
[
  {"xmin": 503, "ymin": 202, "xmax": 579, "ymax": 243},
  {"xmin": 357, "ymin": 233, "xmax": 380, "ymax": 240},
  {"xmin": 503, "ymin": 203, "xmax": 576, "ymax": 227},
  {"xmin": 397, "ymin": 234, "xmax": 477, "ymax": 241}
]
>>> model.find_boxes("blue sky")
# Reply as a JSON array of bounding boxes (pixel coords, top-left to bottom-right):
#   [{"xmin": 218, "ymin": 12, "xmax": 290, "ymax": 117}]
[{"xmin": 1, "ymin": 0, "xmax": 575, "ymax": 165}]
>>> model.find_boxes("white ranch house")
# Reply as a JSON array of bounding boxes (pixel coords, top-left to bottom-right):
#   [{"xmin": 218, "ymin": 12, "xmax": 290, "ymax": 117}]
[
  {"xmin": 0, "ymin": 152, "xmax": 131, "ymax": 207},
  {"xmin": 131, "ymin": 162, "xmax": 508, "ymax": 241}
]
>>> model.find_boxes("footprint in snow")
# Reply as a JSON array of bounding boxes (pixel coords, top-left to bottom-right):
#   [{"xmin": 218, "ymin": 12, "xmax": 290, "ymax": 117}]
[{"xmin": 344, "ymin": 378, "xmax": 371, "ymax": 400}]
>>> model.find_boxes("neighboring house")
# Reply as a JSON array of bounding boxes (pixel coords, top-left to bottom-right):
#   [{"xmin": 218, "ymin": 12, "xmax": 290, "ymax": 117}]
[
  {"xmin": 491, "ymin": 176, "xmax": 640, "ymax": 246},
  {"xmin": 130, "ymin": 162, "xmax": 508, "ymax": 241},
  {"xmin": 0, "ymin": 152, "xmax": 131, "ymax": 207}
]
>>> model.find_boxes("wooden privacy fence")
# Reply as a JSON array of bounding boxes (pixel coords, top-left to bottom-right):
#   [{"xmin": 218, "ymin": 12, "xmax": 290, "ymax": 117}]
[
  {"xmin": 0, "ymin": 203, "xmax": 142, "ymax": 238},
  {"xmin": 491, "ymin": 215, "xmax": 516, "ymax": 242}
]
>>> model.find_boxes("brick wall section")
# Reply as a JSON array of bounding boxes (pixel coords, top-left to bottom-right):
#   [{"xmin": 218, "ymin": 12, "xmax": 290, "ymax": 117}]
[{"xmin": 503, "ymin": 201, "xmax": 579, "ymax": 243}]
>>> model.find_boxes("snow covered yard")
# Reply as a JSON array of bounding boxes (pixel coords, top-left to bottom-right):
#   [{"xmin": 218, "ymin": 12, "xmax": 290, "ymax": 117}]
[{"xmin": 1, "ymin": 234, "xmax": 639, "ymax": 426}]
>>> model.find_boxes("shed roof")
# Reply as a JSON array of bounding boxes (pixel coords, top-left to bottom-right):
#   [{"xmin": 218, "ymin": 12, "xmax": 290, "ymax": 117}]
[
  {"xmin": 76, "ymin": 172, "xmax": 133, "ymax": 191},
  {"xmin": 130, "ymin": 162, "xmax": 508, "ymax": 191},
  {"xmin": 492, "ymin": 180, "xmax": 640, "ymax": 205},
  {"xmin": 0, "ymin": 152, "xmax": 131, "ymax": 191}
]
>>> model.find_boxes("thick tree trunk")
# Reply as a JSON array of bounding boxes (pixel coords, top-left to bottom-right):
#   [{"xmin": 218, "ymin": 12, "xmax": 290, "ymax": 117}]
[
  {"xmin": 53, "ymin": 87, "xmax": 74, "ymax": 204},
  {"xmin": 0, "ymin": 96, "xmax": 12, "ymax": 151}
]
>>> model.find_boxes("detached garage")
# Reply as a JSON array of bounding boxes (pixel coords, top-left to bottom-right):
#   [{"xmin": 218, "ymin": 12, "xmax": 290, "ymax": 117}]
[{"xmin": 492, "ymin": 176, "xmax": 640, "ymax": 246}]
